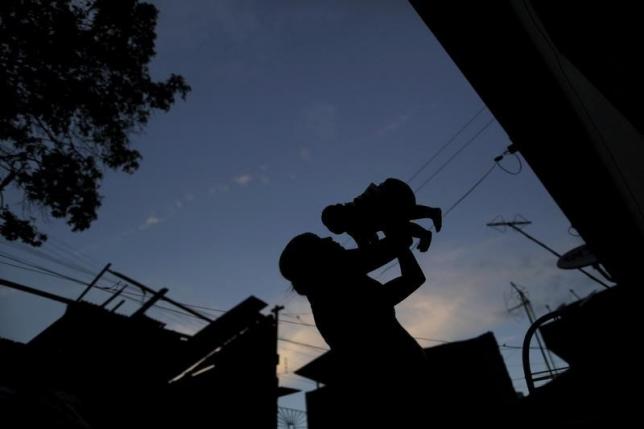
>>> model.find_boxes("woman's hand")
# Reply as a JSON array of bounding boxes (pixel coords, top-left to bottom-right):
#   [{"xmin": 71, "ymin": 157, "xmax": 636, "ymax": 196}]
[
  {"xmin": 346, "ymin": 231, "xmax": 410, "ymax": 274},
  {"xmin": 384, "ymin": 224, "xmax": 413, "ymax": 249}
]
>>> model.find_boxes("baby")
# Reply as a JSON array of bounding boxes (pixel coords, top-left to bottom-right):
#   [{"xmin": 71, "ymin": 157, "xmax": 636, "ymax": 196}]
[{"xmin": 322, "ymin": 178, "xmax": 442, "ymax": 252}]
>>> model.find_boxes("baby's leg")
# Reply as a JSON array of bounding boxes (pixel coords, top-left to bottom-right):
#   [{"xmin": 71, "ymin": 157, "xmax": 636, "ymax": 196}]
[
  {"xmin": 408, "ymin": 222, "xmax": 433, "ymax": 252},
  {"xmin": 409, "ymin": 205, "xmax": 442, "ymax": 232}
]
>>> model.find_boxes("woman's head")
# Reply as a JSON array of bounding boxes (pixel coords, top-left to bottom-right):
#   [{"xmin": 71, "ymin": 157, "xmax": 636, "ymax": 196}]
[{"xmin": 279, "ymin": 233, "xmax": 344, "ymax": 295}]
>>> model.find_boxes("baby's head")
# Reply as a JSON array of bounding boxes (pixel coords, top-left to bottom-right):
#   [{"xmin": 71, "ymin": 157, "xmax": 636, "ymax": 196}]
[{"xmin": 321, "ymin": 204, "xmax": 348, "ymax": 234}]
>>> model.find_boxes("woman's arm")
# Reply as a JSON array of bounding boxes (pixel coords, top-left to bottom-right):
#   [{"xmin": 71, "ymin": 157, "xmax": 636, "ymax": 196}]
[
  {"xmin": 381, "ymin": 248, "xmax": 426, "ymax": 306},
  {"xmin": 344, "ymin": 233, "xmax": 411, "ymax": 274}
]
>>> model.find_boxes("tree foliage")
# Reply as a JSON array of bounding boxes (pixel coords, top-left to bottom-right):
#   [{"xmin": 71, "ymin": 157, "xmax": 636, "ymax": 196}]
[{"xmin": 0, "ymin": 0, "xmax": 190, "ymax": 245}]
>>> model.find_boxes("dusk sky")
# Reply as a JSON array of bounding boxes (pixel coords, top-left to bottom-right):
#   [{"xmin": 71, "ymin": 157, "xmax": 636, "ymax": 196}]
[{"xmin": 0, "ymin": 0, "xmax": 605, "ymax": 410}]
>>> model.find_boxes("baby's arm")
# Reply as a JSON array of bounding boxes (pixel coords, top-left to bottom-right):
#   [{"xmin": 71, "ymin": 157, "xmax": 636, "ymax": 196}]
[
  {"xmin": 408, "ymin": 222, "xmax": 432, "ymax": 252},
  {"xmin": 409, "ymin": 205, "xmax": 442, "ymax": 232}
]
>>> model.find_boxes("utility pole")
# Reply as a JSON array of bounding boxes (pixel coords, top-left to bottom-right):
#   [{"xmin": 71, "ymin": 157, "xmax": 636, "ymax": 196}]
[
  {"xmin": 271, "ymin": 305, "xmax": 285, "ymax": 323},
  {"xmin": 509, "ymin": 282, "xmax": 556, "ymax": 379},
  {"xmin": 272, "ymin": 305, "xmax": 285, "ymax": 376},
  {"xmin": 76, "ymin": 262, "xmax": 111, "ymax": 302},
  {"xmin": 486, "ymin": 219, "xmax": 610, "ymax": 288},
  {"xmin": 131, "ymin": 287, "xmax": 169, "ymax": 319}
]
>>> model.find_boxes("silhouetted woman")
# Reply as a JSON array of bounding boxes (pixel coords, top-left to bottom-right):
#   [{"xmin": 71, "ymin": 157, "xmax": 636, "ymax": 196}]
[{"xmin": 279, "ymin": 231, "xmax": 428, "ymax": 426}]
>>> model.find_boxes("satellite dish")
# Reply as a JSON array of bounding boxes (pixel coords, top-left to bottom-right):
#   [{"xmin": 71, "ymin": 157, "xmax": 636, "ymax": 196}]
[{"xmin": 557, "ymin": 244, "xmax": 598, "ymax": 269}]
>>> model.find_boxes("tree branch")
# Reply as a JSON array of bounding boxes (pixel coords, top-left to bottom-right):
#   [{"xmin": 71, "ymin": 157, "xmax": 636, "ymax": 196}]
[{"xmin": 0, "ymin": 171, "xmax": 17, "ymax": 192}]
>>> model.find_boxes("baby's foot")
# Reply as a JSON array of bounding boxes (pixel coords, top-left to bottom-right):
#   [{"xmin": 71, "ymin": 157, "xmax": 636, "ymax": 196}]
[
  {"xmin": 417, "ymin": 230, "xmax": 432, "ymax": 252},
  {"xmin": 433, "ymin": 208, "xmax": 443, "ymax": 233}
]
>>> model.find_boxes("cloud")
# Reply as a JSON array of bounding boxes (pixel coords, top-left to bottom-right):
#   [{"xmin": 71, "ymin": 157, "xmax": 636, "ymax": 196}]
[
  {"xmin": 277, "ymin": 314, "xmax": 328, "ymax": 383},
  {"xmin": 139, "ymin": 215, "xmax": 162, "ymax": 230},
  {"xmin": 233, "ymin": 174, "xmax": 253, "ymax": 186},
  {"xmin": 146, "ymin": 215, "xmax": 161, "ymax": 225},
  {"xmin": 388, "ymin": 237, "xmax": 594, "ymax": 343},
  {"xmin": 376, "ymin": 114, "xmax": 410, "ymax": 136}
]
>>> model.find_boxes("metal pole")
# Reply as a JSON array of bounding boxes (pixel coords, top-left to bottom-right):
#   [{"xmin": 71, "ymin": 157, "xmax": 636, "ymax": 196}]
[
  {"xmin": 272, "ymin": 305, "xmax": 285, "ymax": 375},
  {"xmin": 108, "ymin": 269, "xmax": 212, "ymax": 322},
  {"xmin": 523, "ymin": 311, "xmax": 562, "ymax": 393},
  {"xmin": 131, "ymin": 288, "xmax": 169, "ymax": 318},
  {"xmin": 110, "ymin": 299, "xmax": 126, "ymax": 313},
  {"xmin": 511, "ymin": 282, "xmax": 555, "ymax": 379},
  {"xmin": 0, "ymin": 277, "xmax": 74, "ymax": 305},
  {"xmin": 100, "ymin": 283, "xmax": 127, "ymax": 308},
  {"xmin": 77, "ymin": 263, "xmax": 112, "ymax": 302}
]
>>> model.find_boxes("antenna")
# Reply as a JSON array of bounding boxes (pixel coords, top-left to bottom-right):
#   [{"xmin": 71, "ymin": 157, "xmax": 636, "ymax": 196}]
[
  {"xmin": 508, "ymin": 282, "xmax": 557, "ymax": 378},
  {"xmin": 486, "ymin": 217, "xmax": 611, "ymax": 288}
]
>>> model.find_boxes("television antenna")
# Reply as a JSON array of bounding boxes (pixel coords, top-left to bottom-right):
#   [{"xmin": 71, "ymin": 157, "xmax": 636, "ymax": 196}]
[{"xmin": 486, "ymin": 217, "xmax": 611, "ymax": 288}]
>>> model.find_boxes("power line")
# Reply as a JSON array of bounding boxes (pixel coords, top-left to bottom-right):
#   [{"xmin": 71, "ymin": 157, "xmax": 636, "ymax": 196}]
[
  {"xmin": 0, "ymin": 259, "xmax": 162, "ymax": 315},
  {"xmin": 277, "ymin": 333, "xmax": 536, "ymax": 358},
  {"xmin": 501, "ymin": 344, "xmax": 548, "ymax": 351},
  {"xmin": 413, "ymin": 117, "xmax": 496, "ymax": 194},
  {"xmin": 0, "ymin": 240, "xmax": 96, "ymax": 277},
  {"xmin": 278, "ymin": 338, "xmax": 329, "ymax": 352},
  {"xmin": 0, "ymin": 254, "xmax": 220, "ymax": 324},
  {"xmin": 413, "ymin": 336, "xmax": 449, "ymax": 344},
  {"xmin": 444, "ymin": 163, "xmax": 497, "ymax": 217},
  {"xmin": 278, "ymin": 316, "xmax": 458, "ymax": 346},
  {"xmin": 2, "ymin": 251, "xmax": 324, "ymax": 338},
  {"xmin": 0, "ymin": 252, "xmax": 94, "ymax": 287},
  {"xmin": 4, "ymin": 251, "xmax": 537, "ymax": 354},
  {"xmin": 0, "ymin": 256, "xmax": 135, "ymax": 300},
  {"xmin": 46, "ymin": 235, "xmax": 101, "ymax": 267},
  {"xmin": 278, "ymin": 345, "xmax": 321, "ymax": 359},
  {"xmin": 1, "ymin": 258, "xmax": 545, "ymax": 361},
  {"xmin": 1, "ymin": 252, "xmax": 495, "ymax": 354},
  {"xmin": 0, "ymin": 260, "xmax": 86, "ymax": 284},
  {"xmin": 495, "ymin": 152, "xmax": 523, "ymax": 176},
  {"xmin": 339, "ymin": 111, "xmax": 495, "ymax": 250},
  {"xmin": 407, "ymin": 106, "xmax": 487, "ymax": 184},
  {"xmin": 180, "ymin": 302, "xmax": 226, "ymax": 314},
  {"xmin": 0, "ymin": 251, "xmax": 220, "ymax": 322},
  {"xmin": 279, "ymin": 319, "xmax": 317, "ymax": 328}
]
